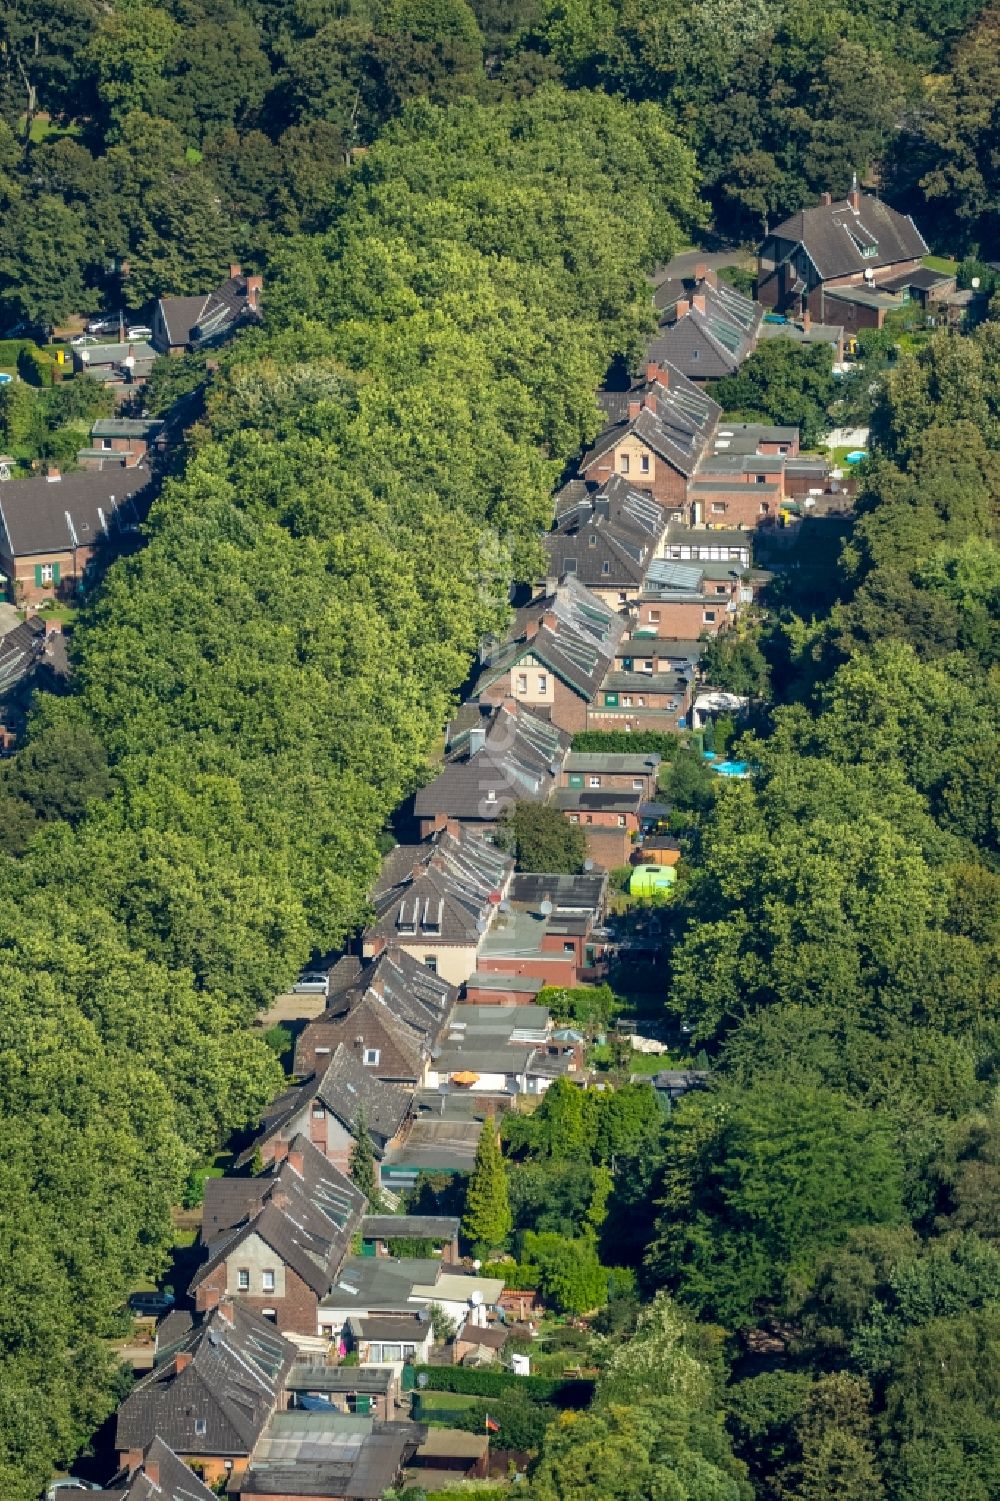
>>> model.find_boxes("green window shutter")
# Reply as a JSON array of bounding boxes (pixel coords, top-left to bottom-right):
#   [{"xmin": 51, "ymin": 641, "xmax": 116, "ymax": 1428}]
[
  {"xmin": 51, "ymin": 562, "xmax": 61, "ymax": 585},
  {"xmin": 569, "ymin": 774, "xmax": 583, "ymax": 788},
  {"xmin": 605, "ymin": 692, "xmax": 618, "ymax": 707},
  {"xmin": 34, "ymin": 564, "xmax": 43, "ymax": 588}
]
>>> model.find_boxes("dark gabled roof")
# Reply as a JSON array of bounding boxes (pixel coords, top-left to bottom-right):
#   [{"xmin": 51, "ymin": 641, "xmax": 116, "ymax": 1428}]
[
  {"xmin": 414, "ymin": 700, "xmax": 569, "ymax": 823},
  {"xmin": 647, "ymin": 278, "xmax": 763, "ymax": 379},
  {"xmin": 157, "ymin": 273, "xmax": 261, "ymax": 350},
  {"xmin": 115, "ymin": 1302, "xmax": 295, "ymax": 1458},
  {"xmin": 879, "ymin": 266, "xmax": 955, "ymax": 293},
  {"xmin": 366, "ymin": 826, "xmax": 513, "ymax": 949},
  {"xmin": 457, "ymin": 1320, "xmax": 508, "ymax": 1349},
  {"xmin": 767, "ymin": 193, "xmax": 928, "ymax": 280},
  {"xmin": 238, "ymin": 1052, "xmax": 413, "ymax": 1166},
  {"xmin": 545, "ymin": 475, "xmax": 666, "ymax": 589},
  {"xmin": 0, "ymin": 466, "xmax": 151, "ymax": 558},
  {"xmin": 98, "ymin": 1438, "xmax": 217, "ymax": 1501},
  {"xmin": 0, "ymin": 615, "xmax": 45, "ymax": 696},
  {"xmin": 294, "ymin": 992, "xmax": 430, "ymax": 1083},
  {"xmin": 192, "ymin": 1135, "xmax": 364, "ymax": 1298},
  {"xmin": 582, "ymin": 364, "xmax": 720, "ymax": 479},
  {"xmin": 472, "ymin": 574, "xmax": 625, "ymax": 704}
]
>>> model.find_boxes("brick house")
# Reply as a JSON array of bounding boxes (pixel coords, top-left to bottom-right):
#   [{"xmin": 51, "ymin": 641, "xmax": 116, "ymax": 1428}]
[
  {"xmin": 152, "ymin": 265, "xmax": 262, "ymax": 354},
  {"xmin": 237, "ymin": 1049, "xmax": 413, "ymax": 1178},
  {"xmin": 103, "ymin": 1438, "xmax": 218, "ymax": 1501},
  {"xmin": 757, "ymin": 184, "xmax": 929, "ymax": 329},
  {"xmin": 414, "ymin": 700, "xmax": 568, "ymax": 839},
  {"xmin": 647, "ymin": 267, "xmax": 763, "ymax": 382},
  {"xmin": 190, "ymin": 1136, "xmax": 364, "ymax": 1335},
  {"xmin": 475, "ymin": 870, "xmax": 610, "ymax": 986},
  {"xmin": 78, "ymin": 416, "xmax": 164, "ymax": 470},
  {"xmin": 561, "ymin": 750, "xmax": 661, "ymax": 801},
  {"xmin": 294, "ymin": 948, "xmax": 458, "ymax": 1083},
  {"xmin": 632, "ymin": 559, "xmax": 740, "ymax": 636},
  {"xmin": 115, "ymin": 1300, "xmax": 295, "ymax": 1488},
  {"xmin": 543, "ymin": 475, "xmax": 668, "ymax": 608},
  {"xmin": 473, "ymin": 575, "xmax": 626, "ymax": 736},
  {"xmin": 554, "ymin": 786, "xmax": 643, "ymax": 867},
  {"xmin": 587, "ymin": 665, "xmax": 694, "ymax": 735},
  {"xmin": 363, "ymin": 826, "xmax": 515, "ymax": 985},
  {"xmin": 0, "ymin": 465, "xmax": 151, "ymax": 603},
  {"xmin": 581, "ymin": 362, "xmax": 720, "ymax": 507}
]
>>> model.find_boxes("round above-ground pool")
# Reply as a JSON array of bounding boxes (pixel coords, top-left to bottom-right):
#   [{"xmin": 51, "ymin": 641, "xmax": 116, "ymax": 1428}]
[
  {"xmin": 713, "ymin": 760, "xmax": 750, "ymax": 778},
  {"xmin": 845, "ymin": 449, "xmax": 867, "ymax": 464}
]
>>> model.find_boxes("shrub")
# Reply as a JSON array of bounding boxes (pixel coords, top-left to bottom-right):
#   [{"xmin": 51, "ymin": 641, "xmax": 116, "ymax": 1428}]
[
  {"xmin": 571, "ymin": 730, "xmax": 681, "ymax": 758},
  {"xmin": 536, "ymin": 984, "xmax": 623, "ymax": 1029},
  {"xmin": 411, "ymin": 1364, "xmax": 594, "ymax": 1406},
  {"xmin": 17, "ymin": 345, "xmax": 59, "ymax": 386}
]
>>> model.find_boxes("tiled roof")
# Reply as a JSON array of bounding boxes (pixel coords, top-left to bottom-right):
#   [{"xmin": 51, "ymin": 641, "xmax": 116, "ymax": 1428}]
[
  {"xmin": 582, "ymin": 364, "xmax": 720, "ymax": 479},
  {"xmin": 0, "ymin": 465, "xmax": 151, "ymax": 557},
  {"xmin": 545, "ymin": 475, "xmax": 666, "ymax": 588},
  {"xmin": 157, "ymin": 273, "xmax": 261, "ymax": 349},
  {"xmin": 192, "ymin": 1135, "xmax": 364, "ymax": 1298},
  {"xmin": 115, "ymin": 1302, "xmax": 295, "ymax": 1457},
  {"xmin": 768, "ymin": 193, "xmax": 928, "ymax": 280},
  {"xmin": 97, "ymin": 1438, "xmax": 217, "ymax": 1501},
  {"xmin": 295, "ymin": 950, "xmax": 458, "ymax": 1081},
  {"xmin": 648, "ymin": 278, "xmax": 763, "ymax": 379},
  {"xmin": 366, "ymin": 826, "xmax": 513, "ymax": 949},
  {"xmin": 472, "ymin": 575, "xmax": 626, "ymax": 704},
  {"xmin": 414, "ymin": 701, "xmax": 569, "ymax": 822}
]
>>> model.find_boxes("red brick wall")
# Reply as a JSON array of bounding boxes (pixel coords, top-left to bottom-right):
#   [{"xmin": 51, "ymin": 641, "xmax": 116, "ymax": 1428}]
[
  {"xmin": 194, "ymin": 1261, "xmax": 319, "ymax": 1337},
  {"xmin": 561, "ymin": 769, "xmax": 658, "ymax": 797},
  {"xmin": 635, "ymin": 599, "xmax": 721, "ymax": 635},
  {"xmin": 691, "ymin": 486, "xmax": 779, "ymax": 528},
  {"xmin": 480, "ymin": 673, "xmax": 590, "ymax": 735}
]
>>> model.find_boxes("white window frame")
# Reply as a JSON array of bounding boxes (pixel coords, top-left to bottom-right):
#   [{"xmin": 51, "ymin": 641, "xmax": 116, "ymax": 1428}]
[
  {"xmin": 363, "ymin": 1047, "xmax": 380, "ymax": 1066},
  {"xmin": 262, "ymin": 1269, "xmax": 276, "ymax": 1294}
]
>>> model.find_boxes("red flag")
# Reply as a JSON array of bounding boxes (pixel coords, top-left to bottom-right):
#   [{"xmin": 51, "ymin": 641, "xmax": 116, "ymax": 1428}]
[{"xmin": 485, "ymin": 1414, "xmax": 500, "ymax": 1434}]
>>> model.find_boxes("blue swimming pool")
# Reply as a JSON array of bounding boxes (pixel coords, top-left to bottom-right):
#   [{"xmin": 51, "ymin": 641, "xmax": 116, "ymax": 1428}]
[
  {"xmin": 845, "ymin": 449, "xmax": 866, "ymax": 464},
  {"xmin": 713, "ymin": 760, "xmax": 750, "ymax": 778}
]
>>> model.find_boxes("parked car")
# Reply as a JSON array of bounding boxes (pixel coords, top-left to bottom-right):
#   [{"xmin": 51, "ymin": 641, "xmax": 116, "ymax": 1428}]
[
  {"xmin": 70, "ymin": 333, "xmax": 100, "ymax": 347},
  {"xmin": 292, "ymin": 971, "xmax": 329, "ymax": 994},
  {"xmin": 128, "ymin": 1290, "xmax": 175, "ymax": 1317},
  {"xmin": 86, "ymin": 315, "xmax": 121, "ymax": 334},
  {"xmin": 126, "ymin": 325, "xmax": 153, "ymax": 341},
  {"xmin": 45, "ymin": 1480, "xmax": 100, "ymax": 1500}
]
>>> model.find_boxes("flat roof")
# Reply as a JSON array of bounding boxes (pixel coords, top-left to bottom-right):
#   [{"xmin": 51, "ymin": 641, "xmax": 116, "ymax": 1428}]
[
  {"xmin": 285, "ymin": 1365, "xmax": 396, "ymax": 1393},
  {"xmin": 417, "ymin": 1430, "xmax": 490, "ymax": 1459},
  {"xmin": 361, "ymin": 1215, "xmax": 459, "ymax": 1240},
  {"xmin": 411, "ymin": 1273, "xmax": 505, "ymax": 1304},
  {"xmin": 466, "ymin": 972, "xmax": 544, "ymax": 994},
  {"xmin": 564, "ymin": 752, "xmax": 661, "ymax": 772}
]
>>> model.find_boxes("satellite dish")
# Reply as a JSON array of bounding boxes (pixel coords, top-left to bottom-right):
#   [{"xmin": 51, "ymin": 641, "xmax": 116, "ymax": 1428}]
[
  {"xmin": 583, "ymin": 859, "xmax": 594, "ymax": 871},
  {"xmin": 539, "ymin": 900, "xmax": 553, "ymax": 916},
  {"xmin": 469, "ymin": 1290, "xmax": 484, "ymax": 1307},
  {"xmin": 417, "ymin": 1372, "xmax": 429, "ymax": 1389},
  {"xmin": 124, "ymin": 354, "xmax": 135, "ymax": 369},
  {"xmin": 472, "ymin": 1259, "xmax": 482, "ymax": 1271},
  {"xmin": 971, "ymin": 276, "xmax": 981, "ymax": 290},
  {"xmin": 80, "ymin": 349, "xmax": 90, "ymax": 364}
]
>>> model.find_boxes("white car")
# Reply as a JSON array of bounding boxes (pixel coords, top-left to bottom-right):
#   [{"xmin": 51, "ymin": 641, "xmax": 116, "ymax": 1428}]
[
  {"xmin": 45, "ymin": 1480, "xmax": 100, "ymax": 1500},
  {"xmin": 126, "ymin": 325, "xmax": 153, "ymax": 341},
  {"xmin": 70, "ymin": 334, "xmax": 99, "ymax": 347},
  {"xmin": 292, "ymin": 971, "xmax": 329, "ymax": 994}
]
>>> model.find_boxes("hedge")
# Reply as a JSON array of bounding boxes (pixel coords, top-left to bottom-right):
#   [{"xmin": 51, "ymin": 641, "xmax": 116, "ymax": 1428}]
[
  {"xmin": 480, "ymin": 1259, "xmax": 540, "ymax": 1289},
  {"xmin": 411, "ymin": 1364, "xmax": 594, "ymax": 1407},
  {"xmin": 17, "ymin": 344, "xmax": 59, "ymax": 386},
  {"xmin": 570, "ymin": 730, "xmax": 682, "ymax": 757}
]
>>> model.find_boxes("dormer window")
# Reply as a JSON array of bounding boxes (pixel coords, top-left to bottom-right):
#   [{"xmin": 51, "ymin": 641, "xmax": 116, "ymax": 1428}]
[
  {"xmin": 396, "ymin": 901, "xmax": 416, "ymax": 934},
  {"xmin": 421, "ymin": 897, "xmax": 443, "ymax": 933},
  {"xmin": 589, "ymin": 534, "xmax": 597, "ymax": 546},
  {"xmin": 364, "ymin": 1047, "xmax": 380, "ymax": 1066}
]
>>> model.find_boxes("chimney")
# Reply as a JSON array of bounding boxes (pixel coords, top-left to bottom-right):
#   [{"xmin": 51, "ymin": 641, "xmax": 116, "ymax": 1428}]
[
  {"xmin": 217, "ymin": 1299, "xmax": 235, "ymax": 1325},
  {"xmin": 848, "ymin": 173, "xmax": 861, "ymax": 212},
  {"xmin": 692, "ymin": 294, "xmax": 707, "ymax": 314},
  {"xmin": 694, "ymin": 262, "xmax": 706, "ymax": 281},
  {"xmin": 199, "ymin": 1284, "xmax": 221, "ymax": 1312},
  {"xmin": 287, "ymin": 1147, "xmax": 304, "ymax": 1175},
  {"xmin": 594, "ymin": 496, "xmax": 610, "ymax": 520},
  {"xmin": 271, "ymin": 1138, "xmax": 289, "ymax": 1163},
  {"xmin": 627, "ymin": 399, "xmax": 641, "ymax": 420},
  {"xmin": 675, "ymin": 297, "xmax": 690, "ymax": 319},
  {"xmin": 246, "ymin": 274, "xmax": 263, "ymax": 309},
  {"xmin": 524, "ymin": 618, "xmax": 539, "ymax": 640},
  {"xmin": 802, "ymin": 308, "xmax": 812, "ymax": 331},
  {"xmin": 175, "ymin": 1352, "xmax": 192, "ymax": 1373},
  {"xmin": 229, "ymin": 262, "xmax": 242, "ymax": 279},
  {"xmin": 645, "ymin": 361, "xmax": 660, "ymax": 384},
  {"xmin": 45, "ymin": 465, "xmax": 61, "ymax": 482},
  {"xmin": 644, "ymin": 393, "xmax": 657, "ymax": 416},
  {"xmin": 354, "ymin": 1034, "xmax": 364, "ymax": 1050},
  {"xmin": 541, "ymin": 610, "xmax": 558, "ymax": 631},
  {"xmin": 820, "ymin": 192, "xmax": 832, "ymax": 206},
  {"xmin": 143, "ymin": 1457, "xmax": 160, "ymax": 1488},
  {"xmin": 43, "ymin": 617, "xmax": 61, "ymax": 638}
]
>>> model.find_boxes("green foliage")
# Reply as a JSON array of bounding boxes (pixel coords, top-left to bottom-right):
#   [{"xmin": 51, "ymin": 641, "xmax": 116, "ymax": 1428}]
[
  {"xmin": 462, "ymin": 1117, "xmax": 512, "ymax": 1251},
  {"xmin": 349, "ymin": 1104, "xmax": 381, "ymax": 1209},
  {"xmin": 522, "ymin": 1229, "xmax": 609, "ymax": 1314},
  {"xmin": 711, "ymin": 342, "xmax": 836, "ymax": 449},
  {"xmin": 647, "ymin": 1081, "xmax": 905, "ymax": 1324},
  {"xmin": 17, "ymin": 344, "xmax": 59, "ymax": 387},
  {"xmin": 570, "ymin": 730, "xmax": 680, "ymax": 758},
  {"xmin": 497, "ymin": 800, "xmax": 587, "ymax": 873},
  {"xmin": 411, "ymin": 1364, "xmax": 594, "ymax": 1404}
]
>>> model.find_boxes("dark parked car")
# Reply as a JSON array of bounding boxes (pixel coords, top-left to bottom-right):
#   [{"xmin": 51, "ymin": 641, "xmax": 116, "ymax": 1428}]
[{"xmin": 128, "ymin": 1290, "xmax": 175, "ymax": 1317}]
